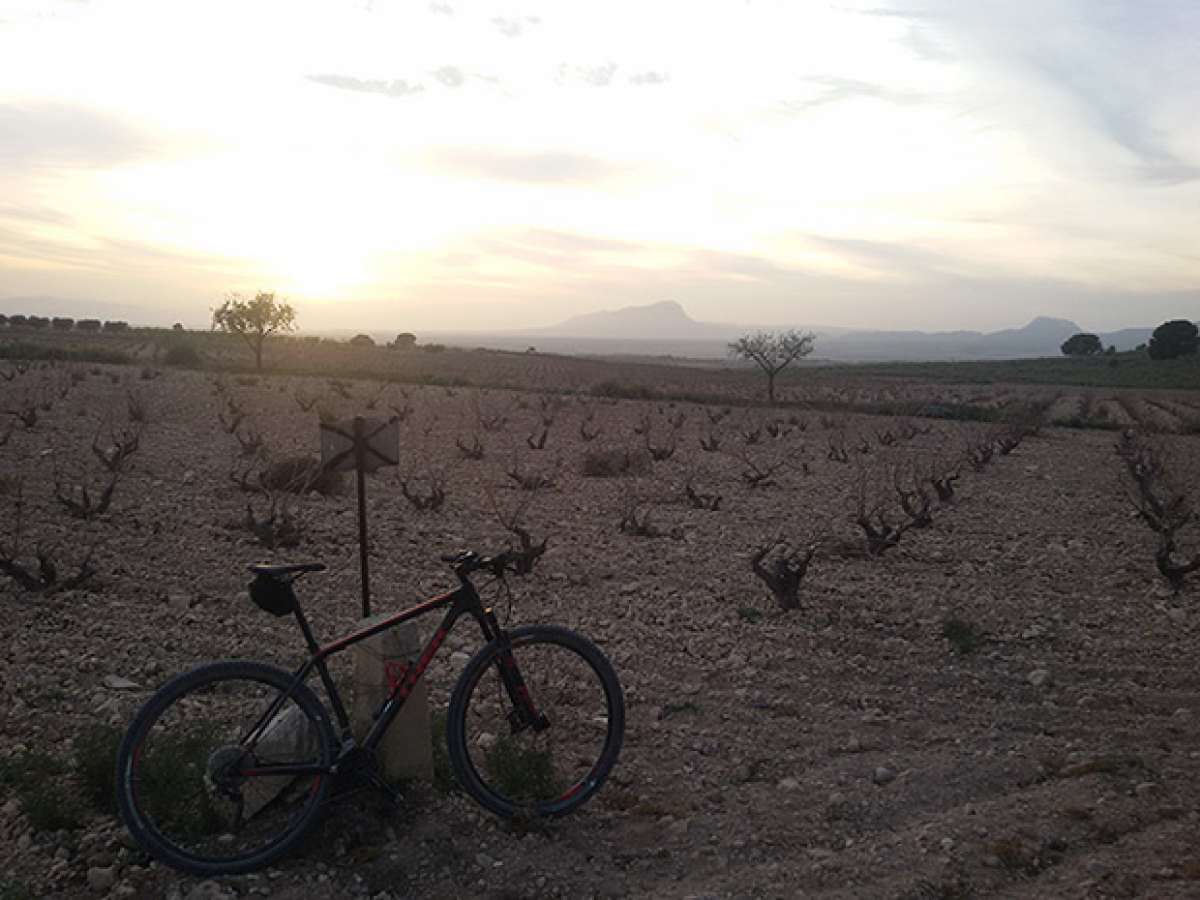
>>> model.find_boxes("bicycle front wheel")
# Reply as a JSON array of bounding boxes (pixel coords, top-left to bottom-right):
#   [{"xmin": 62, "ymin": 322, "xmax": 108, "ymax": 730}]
[
  {"xmin": 446, "ymin": 625, "xmax": 625, "ymax": 818},
  {"xmin": 115, "ymin": 660, "xmax": 336, "ymax": 876}
]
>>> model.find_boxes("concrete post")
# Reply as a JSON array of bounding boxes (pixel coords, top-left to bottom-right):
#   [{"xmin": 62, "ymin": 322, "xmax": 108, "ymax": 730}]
[{"xmin": 351, "ymin": 616, "xmax": 434, "ymax": 783}]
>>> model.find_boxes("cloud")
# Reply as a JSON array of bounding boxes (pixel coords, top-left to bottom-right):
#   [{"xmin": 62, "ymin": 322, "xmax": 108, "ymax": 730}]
[
  {"xmin": 431, "ymin": 65, "xmax": 464, "ymax": 87},
  {"xmin": 557, "ymin": 63, "xmax": 617, "ymax": 87},
  {"xmin": 801, "ymin": 234, "xmax": 968, "ymax": 280},
  {"xmin": 469, "ymin": 229, "xmax": 645, "ymax": 271},
  {"xmin": 629, "ymin": 71, "xmax": 668, "ymax": 86},
  {"xmin": 0, "ymin": 224, "xmax": 239, "ymax": 276},
  {"xmin": 491, "ymin": 15, "xmax": 539, "ymax": 38},
  {"xmin": 429, "ymin": 1, "xmax": 453, "ymax": 14},
  {"xmin": 427, "ymin": 148, "xmax": 629, "ymax": 184},
  {"xmin": 777, "ymin": 76, "xmax": 925, "ymax": 114},
  {"xmin": 1026, "ymin": 54, "xmax": 1200, "ymax": 184},
  {"xmin": 0, "ymin": 203, "xmax": 73, "ymax": 227},
  {"xmin": 307, "ymin": 73, "xmax": 424, "ymax": 98},
  {"xmin": 0, "ymin": 103, "xmax": 155, "ymax": 169},
  {"xmin": 868, "ymin": 1, "xmax": 1200, "ymax": 185}
]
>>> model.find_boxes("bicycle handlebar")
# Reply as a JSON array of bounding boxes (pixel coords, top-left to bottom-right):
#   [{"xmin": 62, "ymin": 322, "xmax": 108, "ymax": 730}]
[{"xmin": 440, "ymin": 550, "xmax": 514, "ymax": 578}]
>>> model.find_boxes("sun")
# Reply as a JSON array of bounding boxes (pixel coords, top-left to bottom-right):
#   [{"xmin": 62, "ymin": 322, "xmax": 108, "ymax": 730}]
[{"xmin": 269, "ymin": 238, "xmax": 370, "ymax": 300}]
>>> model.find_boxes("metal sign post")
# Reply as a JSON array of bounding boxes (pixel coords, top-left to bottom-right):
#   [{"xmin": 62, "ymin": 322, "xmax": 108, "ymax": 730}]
[{"xmin": 319, "ymin": 416, "xmax": 400, "ymax": 617}]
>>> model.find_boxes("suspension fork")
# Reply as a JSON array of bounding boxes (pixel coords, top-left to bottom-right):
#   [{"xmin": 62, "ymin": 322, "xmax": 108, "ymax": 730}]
[{"xmin": 476, "ymin": 607, "xmax": 549, "ymax": 732}]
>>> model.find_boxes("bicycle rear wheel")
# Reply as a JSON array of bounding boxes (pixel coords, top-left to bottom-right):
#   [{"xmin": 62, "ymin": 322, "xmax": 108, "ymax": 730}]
[
  {"xmin": 115, "ymin": 660, "xmax": 336, "ymax": 876},
  {"xmin": 446, "ymin": 625, "xmax": 624, "ymax": 818}
]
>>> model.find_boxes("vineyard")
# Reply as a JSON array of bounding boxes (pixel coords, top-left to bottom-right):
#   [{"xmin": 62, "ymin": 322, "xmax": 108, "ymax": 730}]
[
  {"xmin": 5, "ymin": 327, "xmax": 1200, "ymax": 432},
  {"xmin": 2, "ymin": 356, "xmax": 1199, "ymax": 899}
]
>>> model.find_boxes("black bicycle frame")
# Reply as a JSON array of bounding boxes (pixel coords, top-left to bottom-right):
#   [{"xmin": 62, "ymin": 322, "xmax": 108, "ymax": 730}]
[{"xmin": 236, "ymin": 575, "xmax": 527, "ymax": 779}]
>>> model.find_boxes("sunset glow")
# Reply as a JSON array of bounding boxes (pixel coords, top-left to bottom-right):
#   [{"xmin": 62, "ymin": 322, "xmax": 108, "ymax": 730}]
[{"xmin": 1, "ymin": 0, "xmax": 1197, "ymax": 331}]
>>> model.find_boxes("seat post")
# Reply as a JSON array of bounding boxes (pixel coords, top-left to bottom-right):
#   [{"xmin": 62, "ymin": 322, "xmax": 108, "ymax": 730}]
[
  {"xmin": 293, "ymin": 602, "xmax": 353, "ymax": 733},
  {"xmin": 292, "ymin": 603, "xmax": 321, "ymax": 655}
]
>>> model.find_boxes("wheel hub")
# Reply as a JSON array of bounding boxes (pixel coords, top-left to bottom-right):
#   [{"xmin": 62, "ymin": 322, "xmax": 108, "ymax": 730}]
[{"xmin": 205, "ymin": 745, "xmax": 249, "ymax": 798}]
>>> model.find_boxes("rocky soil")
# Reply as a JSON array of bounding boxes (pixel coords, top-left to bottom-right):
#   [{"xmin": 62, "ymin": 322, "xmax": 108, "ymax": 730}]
[{"xmin": 2, "ymin": 362, "xmax": 1199, "ymax": 899}]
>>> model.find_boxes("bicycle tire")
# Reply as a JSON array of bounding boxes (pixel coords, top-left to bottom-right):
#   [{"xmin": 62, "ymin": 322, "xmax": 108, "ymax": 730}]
[
  {"xmin": 115, "ymin": 660, "xmax": 336, "ymax": 876},
  {"xmin": 446, "ymin": 624, "xmax": 624, "ymax": 818}
]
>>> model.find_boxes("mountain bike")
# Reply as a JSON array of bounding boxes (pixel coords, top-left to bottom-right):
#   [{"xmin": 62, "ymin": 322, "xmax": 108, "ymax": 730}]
[{"xmin": 114, "ymin": 550, "xmax": 625, "ymax": 876}]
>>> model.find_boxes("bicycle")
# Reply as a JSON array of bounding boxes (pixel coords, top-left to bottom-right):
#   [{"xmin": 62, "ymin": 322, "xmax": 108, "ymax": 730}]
[{"xmin": 114, "ymin": 550, "xmax": 625, "ymax": 876}]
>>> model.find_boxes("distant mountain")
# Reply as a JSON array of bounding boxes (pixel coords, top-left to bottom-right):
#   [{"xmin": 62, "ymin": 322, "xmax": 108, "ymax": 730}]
[
  {"xmin": 536, "ymin": 300, "xmax": 738, "ymax": 339},
  {"xmin": 3, "ymin": 294, "xmax": 1167, "ymax": 362},
  {"xmin": 524, "ymin": 304, "xmax": 1156, "ymax": 361}
]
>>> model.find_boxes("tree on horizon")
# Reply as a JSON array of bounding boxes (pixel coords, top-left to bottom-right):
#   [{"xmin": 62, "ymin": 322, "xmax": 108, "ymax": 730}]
[
  {"xmin": 1147, "ymin": 320, "xmax": 1199, "ymax": 360},
  {"xmin": 728, "ymin": 329, "xmax": 816, "ymax": 403},
  {"xmin": 211, "ymin": 291, "xmax": 296, "ymax": 371},
  {"xmin": 1061, "ymin": 333, "xmax": 1102, "ymax": 356}
]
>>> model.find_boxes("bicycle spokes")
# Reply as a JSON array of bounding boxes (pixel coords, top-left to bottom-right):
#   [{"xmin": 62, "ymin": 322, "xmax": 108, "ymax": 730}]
[{"xmin": 460, "ymin": 635, "xmax": 615, "ymax": 807}]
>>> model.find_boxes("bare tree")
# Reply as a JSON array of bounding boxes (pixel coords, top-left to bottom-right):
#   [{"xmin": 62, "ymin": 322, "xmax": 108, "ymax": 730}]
[
  {"xmin": 920, "ymin": 454, "xmax": 962, "ymax": 503},
  {"xmin": 617, "ymin": 494, "xmax": 665, "ymax": 538},
  {"xmin": 730, "ymin": 446, "xmax": 793, "ymax": 489},
  {"xmin": 1, "ymin": 479, "xmax": 97, "ymax": 593},
  {"xmin": 827, "ymin": 432, "xmax": 849, "ymax": 463},
  {"xmin": 644, "ymin": 423, "xmax": 677, "ymax": 462},
  {"xmin": 243, "ymin": 490, "xmax": 303, "ymax": 549},
  {"xmin": 892, "ymin": 464, "xmax": 934, "ymax": 528},
  {"xmin": 484, "ymin": 486, "xmax": 548, "ymax": 575},
  {"xmin": 91, "ymin": 425, "xmax": 141, "ymax": 473},
  {"xmin": 456, "ymin": 433, "xmax": 485, "ymax": 460},
  {"xmin": 506, "ymin": 453, "xmax": 557, "ymax": 491},
  {"xmin": 853, "ymin": 467, "xmax": 910, "ymax": 556},
  {"xmin": 1117, "ymin": 431, "xmax": 1200, "ymax": 590},
  {"xmin": 294, "ymin": 389, "xmax": 318, "ymax": 412},
  {"xmin": 750, "ymin": 537, "xmax": 822, "ymax": 610},
  {"xmin": 398, "ymin": 450, "xmax": 452, "ymax": 511},
  {"xmin": 683, "ymin": 474, "xmax": 722, "ymax": 511},
  {"xmin": 727, "ymin": 330, "xmax": 816, "ymax": 403}
]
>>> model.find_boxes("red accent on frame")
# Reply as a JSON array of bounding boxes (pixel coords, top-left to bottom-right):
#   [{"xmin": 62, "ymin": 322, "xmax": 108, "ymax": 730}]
[
  {"xmin": 396, "ymin": 627, "xmax": 447, "ymax": 701},
  {"xmin": 384, "ymin": 661, "xmax": 409, "ymax": 692},
  {"xmin": 318, "ymin": 594, "xmax": 452, "ymax": 656}
]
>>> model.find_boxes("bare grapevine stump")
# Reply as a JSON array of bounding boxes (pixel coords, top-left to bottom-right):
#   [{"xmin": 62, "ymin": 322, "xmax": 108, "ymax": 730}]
[{"xmin": 351, "ymin": 616, "xmax": 434, "ymax": 783}]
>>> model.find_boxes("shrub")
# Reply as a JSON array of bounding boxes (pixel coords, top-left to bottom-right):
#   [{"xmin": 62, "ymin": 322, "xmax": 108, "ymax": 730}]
[
  {"xmin": 942, "ymin": 617, "xmax": 983, "ymax": 654},
  {"xmin": 0, "ymin": 879, "xmax": 33, "ymax": 900},
  {"xmin": 0, "ymin": 341, "xmax": 130, "ymax": 365},
  {"xmin": 0, "ymin": 751, "xmax": 85, "ymax": 831},
  {"xmin": 591, "ymin": 380, "xmax": 658, "ymax": 401},
  {"xmin": 581, "ymin": 447, "xmax": 650, "ymax": 477},
  {"xmin": 483, "ymin": 736, "xmax": 559, "ymax": 803},
  {"xmin": 74, "ymin": 724, "xmax": 123, "ymax": 814},
  {"xmin": 430, "ymin": 710, "xmax": 456, "ymax": 795},
  {"xmin": 261, "ymin": 455, "xmax": 344, "ymax": 495}
]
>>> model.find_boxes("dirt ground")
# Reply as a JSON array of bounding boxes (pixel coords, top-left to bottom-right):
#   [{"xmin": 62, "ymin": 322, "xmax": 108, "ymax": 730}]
[{"xmin": 2, "ymin": 362, "xmax": 1199, "ymax": 899}]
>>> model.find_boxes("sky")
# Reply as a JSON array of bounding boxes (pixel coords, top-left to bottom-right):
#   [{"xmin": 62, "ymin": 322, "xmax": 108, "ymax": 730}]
[{"xmin": 0, "ymin": 0, "xmax": 1197, "ymax": 333}]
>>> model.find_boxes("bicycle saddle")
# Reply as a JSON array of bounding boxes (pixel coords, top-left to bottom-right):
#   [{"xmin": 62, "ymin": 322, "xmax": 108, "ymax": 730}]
[{"xmin": 247, "ymin": 562, "xmax": 327, "ymax": 579}]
